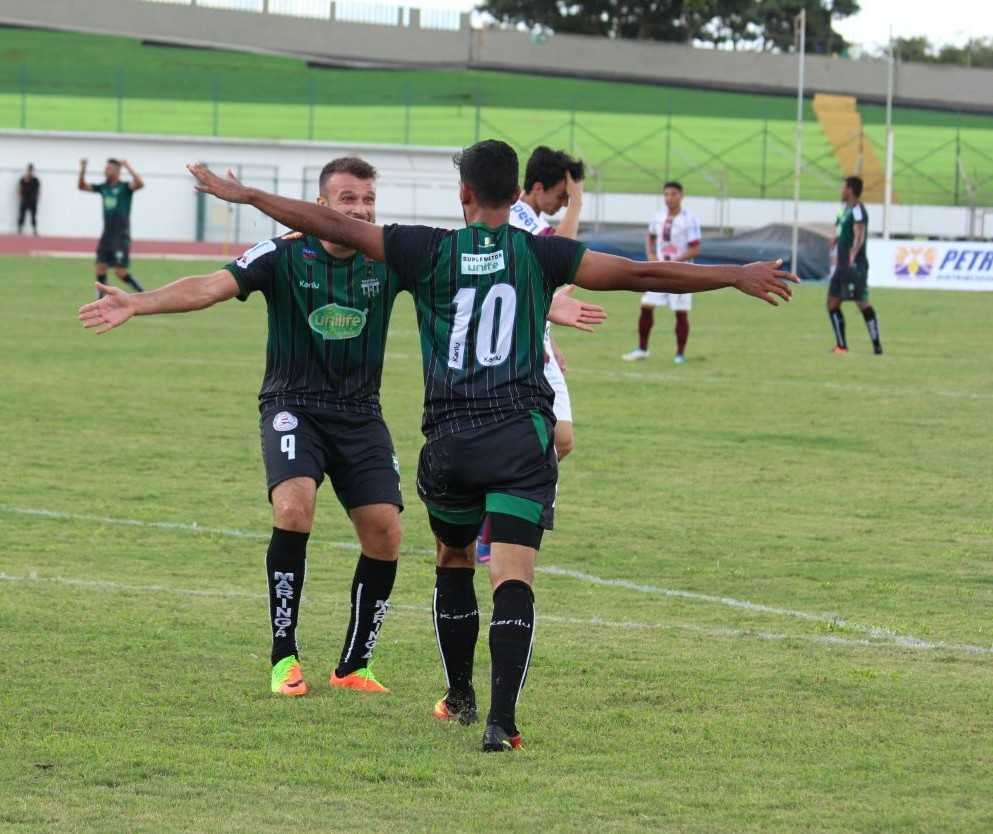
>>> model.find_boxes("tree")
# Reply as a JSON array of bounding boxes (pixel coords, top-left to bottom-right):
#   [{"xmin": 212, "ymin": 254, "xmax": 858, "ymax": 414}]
[
  {"xmin": 477, "ymin": 0, "xmax": 713, "ymax": 42},
  {"xmin": 743, "ymin": 0, "xmax": 857, "ymax": 54},
  {"xmin": 477, "ymin": 0, "xmax": 859, "ymax": 54}
]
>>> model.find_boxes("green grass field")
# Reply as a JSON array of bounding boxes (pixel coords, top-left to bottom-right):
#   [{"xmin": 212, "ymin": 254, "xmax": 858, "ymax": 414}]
[
  {"xmin": 1, "ymin": 255, "xmax": 991, "ymax": 832},
  {"xmin": 1, "ymin": 28, "xmax": 991, "ymax": 203}
]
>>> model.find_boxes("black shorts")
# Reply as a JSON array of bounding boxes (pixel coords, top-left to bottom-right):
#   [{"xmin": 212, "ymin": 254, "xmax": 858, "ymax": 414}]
[
  {"xmin": 96, "ymin": 239, "xmax": 131, "ymax": 269},
  {"xmin": 260, "ymin": 405, "xmax": 403, "ymax": 511},
  {"xmin": 416, "ymin": 410, "xmax": 557, "ymax": 530},
  {"xmin": 828, "ymin": 264, "xmax": 869, "ymax": 301}
]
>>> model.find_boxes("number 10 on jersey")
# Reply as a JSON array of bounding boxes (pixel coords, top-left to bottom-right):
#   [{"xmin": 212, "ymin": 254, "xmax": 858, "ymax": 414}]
[{"xmin": 448, "ymin": 285, "xmax": 516, "ymax": 369}]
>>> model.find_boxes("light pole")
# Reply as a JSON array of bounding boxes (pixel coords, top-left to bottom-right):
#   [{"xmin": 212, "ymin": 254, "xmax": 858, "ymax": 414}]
[{"xmin": 790, "ymin": 8, "xmax": 806, "ymax": 278}]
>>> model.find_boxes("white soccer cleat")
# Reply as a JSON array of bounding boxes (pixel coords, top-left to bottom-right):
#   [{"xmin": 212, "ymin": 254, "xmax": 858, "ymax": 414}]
[{"xmin": 621, "ymin": 348, "xmax": 649, "ymax": 361}]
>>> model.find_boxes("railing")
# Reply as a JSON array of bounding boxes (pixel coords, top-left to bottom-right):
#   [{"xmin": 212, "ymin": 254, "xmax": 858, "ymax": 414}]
[
  {"xmin": 140, "ymin": 0, "xmax": 464, "ymax": 30},
  {"xmin": 1, "ymin": 63, "xmax": 990, "ymax": 207}
]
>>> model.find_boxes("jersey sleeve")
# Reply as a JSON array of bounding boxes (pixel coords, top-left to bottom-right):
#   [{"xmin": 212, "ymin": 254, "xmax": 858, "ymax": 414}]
[
  {"xmin": 383, "ymin": 223, "xmax": 446, "ymax": 289},
  {"xmin": 222, "ymin": 238, "xmax": 285, "ymax": 301},
  {"xmin": 530, "ymin": 235, "xmax": 587, "ymax": 287},
  {"xmin": 647, "ymin": 213, "xmax": 660, "ymax": 236},
  {"xmin": 852, "ymin": 204, "xmax": 866, "ymax": 224}
]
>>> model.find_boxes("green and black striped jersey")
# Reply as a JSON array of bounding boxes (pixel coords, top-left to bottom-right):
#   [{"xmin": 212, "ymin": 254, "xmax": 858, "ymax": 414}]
[
  {"xmin": 383, "ymin": 221, "xmax": 586, "ymax": 439},
  {"xmin": 93, "ymin": 181, "xmax": 135, "ymax": 245},
  {"xmin": 224, "ymin": 235, "xmax": 403, "ymax": 414},
  {"xmin": 836, "ymin": 201, "xmax": 869, "ymax": 270}
]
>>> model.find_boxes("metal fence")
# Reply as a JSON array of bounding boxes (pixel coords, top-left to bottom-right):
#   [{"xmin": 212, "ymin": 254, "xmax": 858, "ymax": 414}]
[{"xmin": 1, "ymin": 63, "xmax": 990, "ymax": 207}]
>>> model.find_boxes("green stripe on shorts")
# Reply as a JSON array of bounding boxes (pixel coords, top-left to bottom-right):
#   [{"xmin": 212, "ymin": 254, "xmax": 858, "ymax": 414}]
[
  {"xmin": 530, "ymin": 410, "xmax": 550, "ymax": 453},
  {"xmin": 426, "ymin": 504, "xmax": 485, "ymax": 527},
  {"xmin": 486, "ymin": 493, "xmax": 543, "ymax": 524}
]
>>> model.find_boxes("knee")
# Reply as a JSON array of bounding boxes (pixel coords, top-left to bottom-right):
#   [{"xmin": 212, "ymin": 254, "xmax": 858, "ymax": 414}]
[
  {"xmin": 437, "ymin": 541, "xmax": 474, "ymax": 569},
  {"xmin": 271, "ymin": 497, "xmax": 314, "ymax": 533},
  {"xmin": 356, "ymin": 513, "xmax": 402, "ymax": 560}
]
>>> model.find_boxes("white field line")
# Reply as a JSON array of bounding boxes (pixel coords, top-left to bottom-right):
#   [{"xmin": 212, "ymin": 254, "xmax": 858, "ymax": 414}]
[
  {"xmin": 0, "ymin": 571, "xmax": 988, "ymax": 656},
  {"xmin": 2, "ymin": 504, "xmax": 989, "ymax": 655},
  {"xmin": 568, "ymin": 367, "xmax": 993, "ymax": 401}
]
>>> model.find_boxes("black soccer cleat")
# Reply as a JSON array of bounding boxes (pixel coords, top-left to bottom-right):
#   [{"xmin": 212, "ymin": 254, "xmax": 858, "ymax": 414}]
[
  {"xmin": 433, "ymin": 685, "xmax": 478, "ymax": 726},
  {"xmin": 482, "ymin": 724, "xmax": 523, "ymax": 752}
]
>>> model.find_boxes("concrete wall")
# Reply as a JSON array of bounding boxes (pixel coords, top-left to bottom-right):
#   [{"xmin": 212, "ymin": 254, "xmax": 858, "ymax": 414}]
[
  {"xmin": 0, "ymin": 130, "xmax": 978, "ymax": 244},
  {"xmin": 2, "ymin": 0, "xmax": 992, "ymax": 113}
]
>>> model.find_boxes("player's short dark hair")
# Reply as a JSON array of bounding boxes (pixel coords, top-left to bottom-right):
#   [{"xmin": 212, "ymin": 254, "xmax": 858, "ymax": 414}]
[
  {"xmin": 107, "ymin": 158, "xmax": 121, "ymax": 167},
  {"xmin": 663, "ymin": 181, "xmax": 683, "ymax": 193},
  {"xmin": 522, "ymin": 146, "xmax": 585, "ymax": 193},
  {"xmin": 844, "ymin": 175, "xmax": 864, "ymax": 197},
  {"xmin": 319, "ymin": 157, "xmax": 378, "ymax": 191},
  {"xmin": 453, "ymin": 140, "xmax": 519, "ymax": 208}
]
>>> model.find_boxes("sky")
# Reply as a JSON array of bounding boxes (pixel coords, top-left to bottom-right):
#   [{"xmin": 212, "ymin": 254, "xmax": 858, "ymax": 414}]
[{"xmin": 370, "ymin": 0, "xmax": 988, "ymax": 52}]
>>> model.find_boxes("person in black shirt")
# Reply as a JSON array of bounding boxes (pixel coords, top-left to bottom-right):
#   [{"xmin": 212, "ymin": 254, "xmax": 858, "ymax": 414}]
[
  {"xmin": 79, "ymin": 158, "xmax": 407, "ymax": 698},
  {"xmin": 187, "ymin": 141, "xmax": 797, "ymax": 752},
  {"xmin": 827, "ymin": 176, "xmax": 883, "ymax": 355},
  {"xmin": 78, "ymin": 158, "xmax": 145, "ymax": 293},
  {"xmin": 17, "ymin": 164, "xmax": 40, "ymax": 235}
]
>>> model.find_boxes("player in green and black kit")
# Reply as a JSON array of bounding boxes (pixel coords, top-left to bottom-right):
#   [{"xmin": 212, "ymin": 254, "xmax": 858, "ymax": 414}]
[
  {"xmin": 827, "ymin": 175, "xmax": 883, "ymax": 355},
  {"xmin": 78, "ymin": 158, "xmax": 145, "ymax": 293},
  {"xmin": 188, "ymin": 140, "xmax": 797, "ymax": 752},
  {"xmin": 79, "ymin": 158, "xmax": 405, "ymax": 698}
]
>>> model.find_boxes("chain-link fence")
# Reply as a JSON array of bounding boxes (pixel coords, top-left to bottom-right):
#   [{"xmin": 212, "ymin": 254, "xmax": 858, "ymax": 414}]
[{"xmin": 1, "ymin": 62, "xmax": 990, "ymax": 206}]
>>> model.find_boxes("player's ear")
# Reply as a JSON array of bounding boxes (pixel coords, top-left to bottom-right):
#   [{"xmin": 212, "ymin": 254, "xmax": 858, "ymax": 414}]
[{"xmin": 512, "ymin": 184, "xmax": 522, "ymax": 202}]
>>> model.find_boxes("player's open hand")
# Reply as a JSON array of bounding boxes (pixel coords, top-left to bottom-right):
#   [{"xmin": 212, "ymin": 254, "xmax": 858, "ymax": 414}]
[
  {"xmin": 78, "ymin": 283, "xmax": 136, "ymax": 334},
  {"xmin": 187, "ymin": 162, "xmax": 252, "ymax": 204},
  {"xmin": 548, "ymin": 284, "xmax": 607, "ymax": 333},
  {"xmin": 734, "ymin": 260, "xmax": 799, "ymax": 306}
]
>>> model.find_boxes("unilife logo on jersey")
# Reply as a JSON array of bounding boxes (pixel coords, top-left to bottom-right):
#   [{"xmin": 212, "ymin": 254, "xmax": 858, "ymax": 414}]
[
  {"xmin": 308, "ymin": 303, "xmax": 367, "ymax": 339},
  {"xmin": 462, "ymin": 251, "xmax": 505, "ymax": 275}
]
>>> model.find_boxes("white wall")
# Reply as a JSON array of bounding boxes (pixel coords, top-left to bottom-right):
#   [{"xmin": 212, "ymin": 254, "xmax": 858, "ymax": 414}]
[
  {"xmin": 0, "ymin": 130, "xmax": 467, "ymax": 244},
  {"xmin": 0, "ymin": 130, "xmax": 978, "ymax": 242}
]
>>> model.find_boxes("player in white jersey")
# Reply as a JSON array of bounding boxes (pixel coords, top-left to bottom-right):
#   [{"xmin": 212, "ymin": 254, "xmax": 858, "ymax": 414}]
[
  {"xmin": 477, "ymin": 146, "xmax": 584, "ymax": 562},
  {"xmin": 622, "ymin": 181, "xmax": 702, "ymax": 363}
]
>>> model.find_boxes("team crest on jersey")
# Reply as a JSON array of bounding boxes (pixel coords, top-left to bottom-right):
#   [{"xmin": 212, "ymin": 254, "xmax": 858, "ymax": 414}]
[
  {"xmin": 361, "ymin": 264, "xmax": 381, "ymax": 297},
  {"xmin": 301, "ymin": 247, "xmax": 317, "ymax": 261},
  {"xmin": 481, "ymin": 235, "xmax": 495, "ymax": 248},
  {"xmin": 308, "ymin": 303, "xmax": 367, "ymax": 339},
  {"xmin": 461, "ymin": 251, "xmax": 505, "ymax": 275},
  {"xmin": 272, "ymin": 411, "xmax": 298, "ymax": 432},
  {"xmin": 236, "ymin": 239, "xmax": 277, "ymax": 268}
]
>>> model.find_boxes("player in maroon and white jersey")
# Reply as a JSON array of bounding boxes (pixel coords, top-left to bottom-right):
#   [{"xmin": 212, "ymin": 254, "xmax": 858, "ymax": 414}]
[{"xmin": 622, "ymin": 181, "xmax": 702, "ymax": 363}]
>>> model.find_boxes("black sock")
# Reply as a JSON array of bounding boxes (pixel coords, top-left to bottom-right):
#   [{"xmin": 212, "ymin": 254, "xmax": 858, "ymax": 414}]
[
  {"xmin": 266, "ymin": 527, "xmax": 309, "ymax": 665},
  {"xmin": 487, "ymin": 580, "xmax": 535, "ymax": 735},
  {"xmin": 829, "ymin": 309, "xmax": 847, "ymax": 348},
  {"xmin": 861, "ymin": 306, "xmax": 882, "ymax": 349},
  {"xmin": 433, "ymin": 567, "xmax": 479, "ymax": 695},
  {"xmin": 123, "ymin": 273, "xmax": 144, "ymax": 292},
  {"xmin": 335, "ymin": 554, "xmax": 397, "ymax": 676}
]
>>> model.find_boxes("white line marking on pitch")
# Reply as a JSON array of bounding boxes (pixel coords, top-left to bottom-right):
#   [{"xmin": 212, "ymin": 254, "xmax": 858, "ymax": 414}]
[
  {"xmin": 568, "ymin": 367, "xmax": 993, "ymax": 400},
  {"xmin": 3, "ymin": 504, "xmax": 988, "ymax": 655},
  {"xmin": 0, "ymin": 572, "xmax": 987, "ymax": 655}
]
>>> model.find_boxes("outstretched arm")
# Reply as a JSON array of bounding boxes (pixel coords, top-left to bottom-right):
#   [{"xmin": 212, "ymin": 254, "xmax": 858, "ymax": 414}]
[
  {"xmin": 78, "ymin": 269, "xmax": 240, "ymax": 335},
  {"xmin": 574, "ymin": 250, "xmax": 798, "ymax": 306},
  {"xmin": 188, "ymin": 163, "xmax": 386, "ymax": 262}
]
